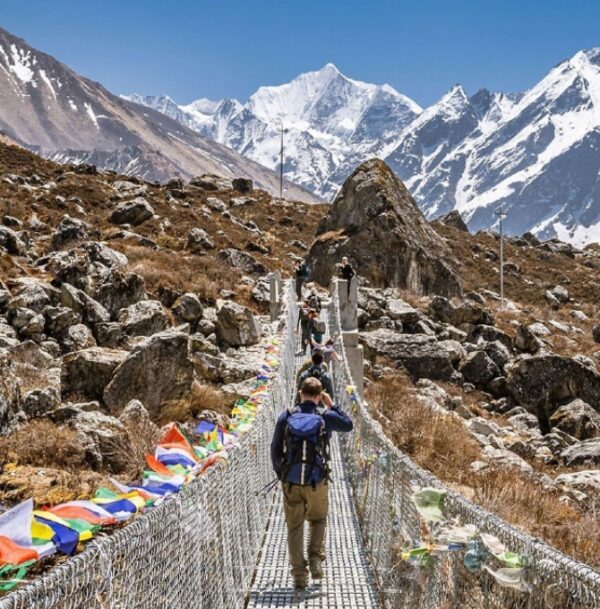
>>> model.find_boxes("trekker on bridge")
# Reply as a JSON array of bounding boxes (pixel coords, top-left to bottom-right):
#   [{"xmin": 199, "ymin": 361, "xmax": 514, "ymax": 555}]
[
  {"xmin": 271, "ymin": 377, "xmax": 353, "ymax": 590},
  {"xmin": 296, "ymin": 351, "xmax": 335, "ymax": 400},
  {"xmin": 294, "ymin": 260, "xmax": 309, "ymax": 300},
  {"xmin": 339, "ymin": 257, "xmax": 355, "ymax": 296}
]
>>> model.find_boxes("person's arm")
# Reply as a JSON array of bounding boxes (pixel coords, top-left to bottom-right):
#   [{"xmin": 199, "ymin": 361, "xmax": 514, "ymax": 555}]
[
  {"xmin": 270, "ymin": 414, "xmax": 287, "ymax": 475},
  {"xmin": 322, "ymin": 393, "xmax": 353, "ymax": 432},
  {"xmin": 322, "ymin": 373, "xmax": 335, "ymax": 401}
]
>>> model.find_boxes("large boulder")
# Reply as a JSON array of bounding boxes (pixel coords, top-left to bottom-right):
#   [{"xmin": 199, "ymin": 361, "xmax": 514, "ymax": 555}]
[
  {"xmin": 61, "ymin": 283, "xmax": 110, "ymax": 325},
  {"xmin": 51, "ymin": 215, "xmax": 93, "ymax": 250},
  {"xmin": 360, "ymin": 329, "xmax": 457, "ymax": 381},
  {"xmin": 62, "ymin": 347, "xmax": 127, "ymax": 401},
  {"xmin": 507, "ymin": 355, "xmax": 600, "ymax": 430},
  {"xmin": 6, "ymin": 279, "xmax": 58, "ymax": 313},
  {"xmin": 95, "ymin": 270, "xmax": 147, "ymax": 317},
  {"xmin": 549, "ymin": 399, "xmax": 600, "ymax": 440},
  {"xmin": 103, "ymin": 328, "xmax": 194, "ymax": 418},
  {"xmin": 173, "ymin": 293, "xmax": 204, "ymax": 324},
  {"xmin": 459, "ymin": 351, "xmax": 500, "ymax": 388},
  {"xmin": 118, "ymin": 300, "xmax": 169, "ymax": 337},
  {"xmin": 109, "ymin": 197, "xmax": 154, "ymax": 226},
  {"xmin": 306, "ymin": 159, "xmax": 462, "ymax": 296},
  {"xmin": 429, "ymin": 296, "xmax": 494, "ymax": 327},
  {"xmin": 218, "ymin": 248, "xmax": 267, "ymax": 275},
  {"xmin": 215, "ymin": 301, "xmax": 261, "ymax": 347}
]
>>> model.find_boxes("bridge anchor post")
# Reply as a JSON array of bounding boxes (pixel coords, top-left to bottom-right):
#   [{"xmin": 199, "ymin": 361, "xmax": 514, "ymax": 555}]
[
  {"xmin": 269, "ymin": 270, "xmax": 283, "ymax": 322},
  {"xmin": 336, "ymin": 278, "xmax": 364, "ymax": 399}
]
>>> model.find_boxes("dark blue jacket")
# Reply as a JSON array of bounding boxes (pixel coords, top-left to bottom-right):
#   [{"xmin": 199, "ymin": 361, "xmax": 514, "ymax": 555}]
[{"xmin": 270, "ymin": 400, "xmax": 353, "ymax": 484}]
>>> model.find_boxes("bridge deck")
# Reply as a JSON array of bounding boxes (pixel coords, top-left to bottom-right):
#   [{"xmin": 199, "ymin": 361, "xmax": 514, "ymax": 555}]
[{"xmin": 246, "ymin": 331, "xmax": 381, "ymax": 608}]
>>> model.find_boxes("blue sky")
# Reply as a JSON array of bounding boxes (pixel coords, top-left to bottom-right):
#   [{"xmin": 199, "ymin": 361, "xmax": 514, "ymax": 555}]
[{"xmin": 2, "ymin": 0, "xmax": 598, "ymax": 107}]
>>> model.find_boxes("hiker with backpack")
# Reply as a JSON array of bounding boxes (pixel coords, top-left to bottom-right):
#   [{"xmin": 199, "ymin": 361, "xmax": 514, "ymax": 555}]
[
  {"xmin": 307, "ymin": 290, "xmax": 321, "ymax": 313},
  {"xmin": 308, "ymin": 310, "xmax": 326, "ymax": 347},
  {"xmin": 294, "ymin": 260, "xmax": 309, "ymax": 301},
  {"xmin": 297, "ymin": 351, "xmax": 334, "ymax": 400},
  {"xmin": 297, "ymin": 301, "xmax": 311, "ymax": 353},
  {"xmin": 270, "ymin": 376, "xmax": 353, "ymax": 589}
]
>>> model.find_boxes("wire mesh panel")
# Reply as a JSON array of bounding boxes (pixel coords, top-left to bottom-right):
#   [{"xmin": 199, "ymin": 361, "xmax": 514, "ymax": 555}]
[
  {"xmin": 327, "ymin": 278, "xmax": 600, "ymax": 609},
  {"xmin": 0, "ymin": 283, "xmax": 299, "ymax": 609}
]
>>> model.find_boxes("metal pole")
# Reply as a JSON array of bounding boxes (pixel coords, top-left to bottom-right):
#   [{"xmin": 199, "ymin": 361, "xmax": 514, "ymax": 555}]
[
  {"xmin": 495, "ymin": 203, "xmax": 507, "ymax": 310},
  {"xmin": 279, "ymin": 123, "xmax": 284, "ymax": 199}
]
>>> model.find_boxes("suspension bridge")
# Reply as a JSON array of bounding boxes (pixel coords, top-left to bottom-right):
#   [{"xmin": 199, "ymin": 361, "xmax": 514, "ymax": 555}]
[{"xmin": 0, "ymin": 278, "xmax": 598, "ymax": 609}]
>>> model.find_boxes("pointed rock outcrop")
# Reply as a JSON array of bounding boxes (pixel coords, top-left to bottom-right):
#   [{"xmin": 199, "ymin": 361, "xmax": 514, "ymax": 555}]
[{"xmin": 307, "ymin": 159, "xmax": 462, "ymax": 296}]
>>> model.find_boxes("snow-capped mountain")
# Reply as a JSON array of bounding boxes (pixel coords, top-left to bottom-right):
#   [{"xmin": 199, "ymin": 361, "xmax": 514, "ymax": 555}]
[
  {"xmin": 124, "ymin": 64, "xmax": 421, "ymax": 199},
  {"xmin": 386, "ymin": 49, "xmax": 600, "ymax": 245},
  {"xmin": 0, "ymin": 27, "xmax": 317, "ymax": 202},
  {"xmin": 130, "ymin": 50, "xmax": 600, "ymax": 244}
]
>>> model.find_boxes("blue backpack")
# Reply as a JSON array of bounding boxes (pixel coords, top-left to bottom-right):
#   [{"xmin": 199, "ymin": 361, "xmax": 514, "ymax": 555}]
[{"xmin": 281, "ymin": 409, "xmax": 330, "ymax": 487}]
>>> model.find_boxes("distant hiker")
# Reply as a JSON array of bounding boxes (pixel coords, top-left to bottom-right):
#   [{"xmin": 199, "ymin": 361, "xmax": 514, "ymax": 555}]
[
  {"xmin": 295, "ymin": 260, "xmax": 309, "ymax": 300},
  {"xmin": 322, "ymin": 338, "xmax": 340, "ymax": 367},
  {"xmin": 307, "ymin": 290, "xmax": 321, "ymax": 313},
  {"xmin": 339, "ymin": 257, "xmax": 355, "ymax": 296},
  {"xmin": 308, "ymin": 310, "xmax": 326, "ymax": 346},
  {"xmin": 297, "ymin": 351, "xmax": 335, "ymax": 400},
  {"xmin": 271, "ymin": 377, "xmax": 353, "ymax": 589},
  {"xmin": 297, "ymin": 302, "xmax": 311, "ymax": 352}
]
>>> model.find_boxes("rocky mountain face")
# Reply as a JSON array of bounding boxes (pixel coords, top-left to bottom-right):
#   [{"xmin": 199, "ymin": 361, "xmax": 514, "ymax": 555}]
[
  {"xmin": 307, "ymin": 159, "xmax": 463, "ymax": 297},
  {"xmin": 124, "ymin": 64, "xmax": 421, "ymax": 200},
  {"xmin": 0, "ymin": 27, "xmax": 316, "ymax": 203},
  {"xmin": 131, "ymin": 50, "xmax": 600, "ymax": 245}
]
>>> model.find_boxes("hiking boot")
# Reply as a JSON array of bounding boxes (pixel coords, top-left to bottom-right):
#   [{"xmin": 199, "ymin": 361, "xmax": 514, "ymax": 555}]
[
  {"xmin": 293, "ymin": 577, "xmax": 308, "ymax": 590},
  {"xmin": 310, "ymin": 558, "xmax": 324, "ymax": 579}
]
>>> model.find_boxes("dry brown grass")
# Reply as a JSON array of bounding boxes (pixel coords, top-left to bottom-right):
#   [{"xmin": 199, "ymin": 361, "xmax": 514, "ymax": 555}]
[
  {"xmin": 367, "ymin": 373, "xmax": 480, "ymax": 485},
  {"xmin": 190, "ymin": 381, "xmax": 229, "ymax": 418},
  {"xmin": 367, "ymin": 374, "xmax": 600, "ymax": 568},
  {"xmin": 0, "ymin": 420, "xmax": 87, "ymax": 469}
]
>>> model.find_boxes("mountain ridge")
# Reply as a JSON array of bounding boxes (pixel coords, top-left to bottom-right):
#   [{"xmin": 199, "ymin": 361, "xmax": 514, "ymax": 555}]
[
  {"xmin": 129, "ymin": 51, "xmax": 600, "ymax": 244},
  {"xmin": 0, "ymin": 27, "xmax": 318, "ymax": 203}
]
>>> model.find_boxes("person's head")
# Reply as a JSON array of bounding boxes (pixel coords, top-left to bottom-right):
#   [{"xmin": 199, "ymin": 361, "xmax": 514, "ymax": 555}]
[
  {"xmin": 342, "ymin": 257, "xmax": 348, "ymax": 265},
  {"xmin": 300, "ymin": 376, "xmax": 323, "ymax": 402},
  {"xmin": 295, "ymin": 260, "xmax": 301, "ymax": 268},
  {"xmin": 311, "ymin": 352, "xmax": 324, "ymax": 367},
  {"xmin": 309, "ymin": 309, "xmax": 318, "ymax": 319},
  {"xmin": 326, "ymin": 338, "xmax": 334, "ymax": 346}
]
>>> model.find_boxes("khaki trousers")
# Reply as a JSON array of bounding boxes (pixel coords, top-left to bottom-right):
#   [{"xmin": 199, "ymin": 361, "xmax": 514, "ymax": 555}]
[{"xmin": 282, "ymin": 481, "xmax": 329, "ymax": 580}]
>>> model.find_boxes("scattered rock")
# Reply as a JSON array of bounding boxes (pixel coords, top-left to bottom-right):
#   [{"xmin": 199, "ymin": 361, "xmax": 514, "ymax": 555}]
[
  {"xmin": 429, "ymin": 296, "xmax": 494, "ymax": 327},
  {"xmin": 95, "ymin": 270, "xmax": 147, "ymax": 318},
  {"xmin": 61, "ymin": 283, "xmax": 110, "ymax": 325},
  {"xmin": 459, "ymin": 351, "xmax": 500, "ymax": 388},
  {"xmin": 187, "ymin": 228, "xmax": 214, "ymax": 252},
  {"xmin": 218, "ymin": 248, "xmax": 267, "ymax": 275},
  {"xmin": 0, "ymin": 226, "xmax": 26, "ymax": 256},
  {"xmin": 232, "ymin": 177, "xmax": 253, "ymax": 192},
  {"xmin": 109, "ymin": 197, "xmax": 155, "ymax": 226},
  {"xmin": 118, "ymin": 300, "xmax": 169, "ymax": 337},
  {"xmin": 561, "ymin": 438, "xmax": 600, "ymax": 467},
  {"xmin": 549, "ymin": 399, "xmax": 600, "ymax": 440},
  {"xmin": 51, "ymin": 215, "xmax": 92, "ymax": 250},
  {"xmin": 165, "ymin": 291, "xmax": 201, "ymax": 328}
]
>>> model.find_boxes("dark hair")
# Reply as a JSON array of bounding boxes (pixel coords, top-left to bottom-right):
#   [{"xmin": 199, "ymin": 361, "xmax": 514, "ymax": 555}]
[
  {"xmin": 312, "ymin": 352, "xmax": 324, "ymax": 365},
  {"xmin": 326, "ymin": 338, "xmax": 334, "ymax": 345}
]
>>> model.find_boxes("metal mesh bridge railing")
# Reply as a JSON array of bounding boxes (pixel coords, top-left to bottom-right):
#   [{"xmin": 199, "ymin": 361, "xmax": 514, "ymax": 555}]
[
  {"xmin": 0, "ymin": 282, "xmax": 300, "ymax": 609},
  {"xmin": 327, "ymin": 278, "xmax": 600, "ymax": 609}
]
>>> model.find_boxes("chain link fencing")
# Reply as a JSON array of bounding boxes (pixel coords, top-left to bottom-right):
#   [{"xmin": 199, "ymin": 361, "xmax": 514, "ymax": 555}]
[
  {"xmin": 328, "ymin": 278, "xmax": 600, "ymax": 609},
  {"xmin": 0, "ymin": 282, "xmax": 299, "ymax": 609}
]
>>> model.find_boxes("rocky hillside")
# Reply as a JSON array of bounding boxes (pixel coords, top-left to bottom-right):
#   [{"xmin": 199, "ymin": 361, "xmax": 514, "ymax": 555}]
[
  {"xmin": 0, "ymin": 27, "xmax": 316, "ymax": 203},
  {"xmin": 0, "ymin": 138, "xmax": 324, "ymax": 504},
  {"xmin": 0, "ymin": 142, "xmax": 598, "ymax": 566}
]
